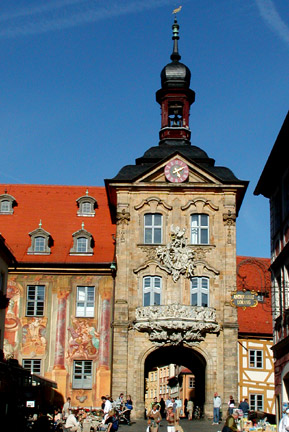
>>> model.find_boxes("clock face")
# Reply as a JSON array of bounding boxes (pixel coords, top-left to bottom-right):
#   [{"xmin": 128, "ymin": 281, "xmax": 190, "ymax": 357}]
[{"xmin": 164, "ymin": 159, "xmax": 189, "ymax": 183}]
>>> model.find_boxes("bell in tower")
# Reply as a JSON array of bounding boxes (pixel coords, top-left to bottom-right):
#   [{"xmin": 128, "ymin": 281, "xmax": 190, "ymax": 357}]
[{"xmin": 156, "ymin": 17, "xmax": 195, "ymax": 145}]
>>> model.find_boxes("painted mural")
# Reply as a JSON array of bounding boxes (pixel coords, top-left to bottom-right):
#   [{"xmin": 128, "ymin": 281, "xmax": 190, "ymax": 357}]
[
  {"xmin": 4, "ymin": 279, "xmax": 21, "ymax": 359},
  {"xmin": 67, "ymin": 318, "xmax": 99, "ymax": 361},
  {"xmin": 21, "ymin": 317, "xmax": 47, "ymax": 356}
]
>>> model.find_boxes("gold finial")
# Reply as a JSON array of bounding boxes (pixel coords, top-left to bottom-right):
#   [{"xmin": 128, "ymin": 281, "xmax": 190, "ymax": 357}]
[{"xmin": 172, "ymin": 5, "xmax": 182, "ymax": 14}]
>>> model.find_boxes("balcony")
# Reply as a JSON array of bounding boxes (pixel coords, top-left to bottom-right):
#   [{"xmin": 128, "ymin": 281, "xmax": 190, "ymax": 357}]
[{"xmin": 133, "ymin": 304, "xmax": 221, "ymax": 346}]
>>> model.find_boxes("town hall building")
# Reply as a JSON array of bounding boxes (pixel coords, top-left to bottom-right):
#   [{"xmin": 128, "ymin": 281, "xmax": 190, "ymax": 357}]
[{"xmin": 1, "ymin": 18, "xmax": 254, "ymax": 418}]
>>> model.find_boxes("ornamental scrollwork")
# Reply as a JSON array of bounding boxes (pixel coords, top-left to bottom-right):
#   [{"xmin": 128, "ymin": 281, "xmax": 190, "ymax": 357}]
[
  {"xmin": 116, "ymin": 209, "xmax": 130, "ymax": 226},
  {"xmin": 156, "ymin": 225, "xmax": 195, "ymax": 282},
  {"xmin": 133, "ymin": 304, "xmax": 221, "ymax": 346}
]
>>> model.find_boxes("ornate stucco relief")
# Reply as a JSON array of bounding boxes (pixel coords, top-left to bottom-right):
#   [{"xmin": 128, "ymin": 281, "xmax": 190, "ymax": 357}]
[
  {"xmin": 116, "ymin": 206, "xmax": 130, "ymax": 242},
  {"xmin": 134, "ymin": 197, "xmax": 172, "ymax": 211},
  {"xmin": 156, "ymin": 225, "xmax": 195, "ymax": 282},
  {"xmin": 133, "ymin": 304, "xmax": 221, "ymax": 346},
  {"xmin": 181, "ymin": 198, "xmax": 219, "ymax": 212},
  {"xmin": 223, "ymin": 211, "xmax": 236, "ymax": 244}
]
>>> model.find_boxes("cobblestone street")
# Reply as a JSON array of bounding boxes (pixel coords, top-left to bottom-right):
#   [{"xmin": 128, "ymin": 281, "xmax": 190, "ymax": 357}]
[{"xmin": 120, "ymin": 418, "xmax": 223, "ymax": 432}]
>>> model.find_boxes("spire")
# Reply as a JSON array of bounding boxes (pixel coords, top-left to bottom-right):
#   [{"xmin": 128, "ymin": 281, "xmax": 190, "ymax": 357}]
[{"xmin": 171, "ymin": 16, "xmax": 181, "ymax": 62}]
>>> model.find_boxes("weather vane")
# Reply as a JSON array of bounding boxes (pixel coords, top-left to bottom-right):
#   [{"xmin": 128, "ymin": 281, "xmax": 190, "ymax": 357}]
[{"xmin": 172, "ymin": 5, "xmax": 182, "ymax": 15}]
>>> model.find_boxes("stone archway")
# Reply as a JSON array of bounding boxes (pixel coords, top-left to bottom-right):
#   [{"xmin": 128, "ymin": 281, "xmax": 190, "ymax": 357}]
[{"xmin": 144, "ymin": 345, "xmax": 207, "ymax": 414}]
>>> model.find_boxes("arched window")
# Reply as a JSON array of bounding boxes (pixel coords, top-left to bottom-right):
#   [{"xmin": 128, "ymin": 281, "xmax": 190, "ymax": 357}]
[
  {"xmin": 81, "ymin": 201, "xmax": 92, "ymax": 214},
  {"xmin": 76, "ymin": 191, "xmax": 97, "ymax": 217},
  {"xmin": 70, "ymin": 225, "xmax": 93, "ymax": 255},
  {"xmin": 191, "ymin": 277, "xmax": 209, "ymax": 307},
  {"xmin": 34, "ymin": 236, "xmax": 46, "ymax": 252},
  {"xmin": 77, "ymin": 237, "xmax": 88, "ymax": 253},
  {"xmin": 143, "ymin": 276, "xmax": 162, "ymax": 306},
  {"xmin": 0, "ymin": 200, "xmax": 10, "ymax": 213},
  {"xmin": 144, "ymin": 213, "xmax": 162, "ymax": 244},
  {"xmin": 28, "ymin": 224, "xmax": 51, "ymax": 255},
  {"xmin": 191, "ymin": 214, "xmax": 209, "ymax": 244}
]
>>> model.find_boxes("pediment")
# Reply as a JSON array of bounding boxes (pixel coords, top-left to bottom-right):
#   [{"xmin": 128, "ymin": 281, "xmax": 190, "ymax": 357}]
[{"xmin": 134, "ymin": 155, "xmax": 221, "ymax": 185}]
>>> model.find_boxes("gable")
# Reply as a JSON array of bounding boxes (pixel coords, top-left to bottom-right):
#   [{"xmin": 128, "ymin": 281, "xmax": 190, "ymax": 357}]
[{"xmin": 135, "ymin": 155, "xmax": 222, "ymax": 185}]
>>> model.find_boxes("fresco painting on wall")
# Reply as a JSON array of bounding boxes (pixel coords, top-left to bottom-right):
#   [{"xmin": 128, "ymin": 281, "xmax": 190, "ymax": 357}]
[
  {"xmin": 67, "ymin": 318, "xmax": 99, "ymax": 360},
  {"xmin": 4, "ymin": 280, "xmax": 21, "ymax": 359},
  {"xmin": 22, "ymin": 317, "xmax": 47, "ymax": 356}
]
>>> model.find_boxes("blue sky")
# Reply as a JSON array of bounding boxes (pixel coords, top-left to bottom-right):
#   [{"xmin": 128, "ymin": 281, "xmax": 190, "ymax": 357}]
[{"xmin": 1, "ymin": 0, "xmax": 288, "ymax": 258}]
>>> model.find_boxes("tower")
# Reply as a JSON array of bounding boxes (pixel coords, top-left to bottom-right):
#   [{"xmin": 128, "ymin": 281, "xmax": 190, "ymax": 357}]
[{"xmin": 106, "ymin": 18, "xmax": 248, "ymax": 418}]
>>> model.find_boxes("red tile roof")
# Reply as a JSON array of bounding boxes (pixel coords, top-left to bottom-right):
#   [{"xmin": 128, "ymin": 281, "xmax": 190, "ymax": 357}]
[
  {"xmin": 236, "ymin": 256, "xmax": 272, "ymax": 336},
  {"xmin": 0, "ymin": 185, "xmax": 115, "ymax": 264}
]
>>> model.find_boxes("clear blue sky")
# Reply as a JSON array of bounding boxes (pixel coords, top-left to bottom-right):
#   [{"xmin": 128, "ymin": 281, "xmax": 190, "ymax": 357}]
[{"xmin": 1, "ymin": 0, "xmax": 288, "ymax": 258}]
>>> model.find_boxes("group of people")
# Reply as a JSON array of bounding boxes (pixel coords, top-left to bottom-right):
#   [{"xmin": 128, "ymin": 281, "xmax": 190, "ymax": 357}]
[
  {"xmin": 213, "ymin": 393, "xmax": 250, "ymax": 425},
  {"xmin": 56, "ymin": 393, "xmax": 133, "ymax": 432},
  {"xmin": 147, "ymin": 396, "xmax": 184, "ymax": 432}
]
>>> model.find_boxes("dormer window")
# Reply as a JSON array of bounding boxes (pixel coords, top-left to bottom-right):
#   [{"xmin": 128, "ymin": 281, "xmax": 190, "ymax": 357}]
[
  {"xmin": 70, "ymin": 223, "xmax": 93, "ymax": 255},
  {"xmin": 76, "ymin": 190, "xmax": 97, "ymax": 217},
  {"xmin": 28, "ymin": 221, "xmax": 51, "ymax": 255},
  {"xmin": 77, "ymin": 237, "xmax": 88, "ymax": 253},
  {"xmin": 0, "ymin": 193, "xmax": 16, "ymax": 215}
]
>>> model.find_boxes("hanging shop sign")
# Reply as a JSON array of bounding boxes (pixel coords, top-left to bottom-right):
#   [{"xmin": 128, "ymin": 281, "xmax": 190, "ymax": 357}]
[{"xmin": 231, "ymin": 290, "xmax": 258, "ymax": 309}]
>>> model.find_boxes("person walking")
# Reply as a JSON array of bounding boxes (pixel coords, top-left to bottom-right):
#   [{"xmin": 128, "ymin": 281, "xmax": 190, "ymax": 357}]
[
  {"xmin": 187, "ymin": 399, "xmax": 194, "ymax": 420},
  {"xmin": 148, "ymin": 403, "xmax": 162, "ymax": 432},
  {"xmin": 227, "ymin": 396, "xmax": 235, "ymax": 415},
  {"xmin": 166, "ymin": 406, "xmax": 176, "ymax": 432},
  {"xmin": 213, "ymin": 392, "xmax": 222, "ymax": 425}
]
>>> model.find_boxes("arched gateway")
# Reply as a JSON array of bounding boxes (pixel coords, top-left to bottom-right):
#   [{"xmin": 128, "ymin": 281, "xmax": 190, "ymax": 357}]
[
  {"xmin": 144, "ymin": 345, "xmax": 207, "ymax": 409},
  {"xmin": 106, "ymin": 17, "xmax": 247, "ymax": 419}
]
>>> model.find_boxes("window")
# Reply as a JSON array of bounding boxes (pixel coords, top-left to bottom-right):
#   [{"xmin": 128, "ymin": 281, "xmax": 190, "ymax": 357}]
[
  {"xmin": 191, "ymin": 214, "xmax": 209, "ymax": 244},
  {"xmin": 191, "ymin": 277, "xmax": 209, "ymax": 307},
  {"xmin": 76, "ymin": 192, "xmax": 97, "ymax": 217},
  {"xmin": 73, "ymin": 360, "xmax": 93, "ymax": 389},
  {"xmin": 26, "ymin": 285, "xmax": 45, "ymax": 316},
  {"xmin": 77, "ymin": 237, "xmax": 88, "ymax": 253},
  {"xmin": 70, "ymin": 225, "xmax": 93, "ymax": 255},
  {"xmin": 249, "ymin": 350, "xmax": 263, "ymax": 368},
  {"xmin": 143, "ymin": 276, "xmax": 162, "ymax": 306},
  {"xmin": 82, "ymin": 202, "xmax": 92, "ymax": 213},
  {"xmin": 23, "ymin": 359, "xmax": 41, "ymax": 374},
  {"xmin": 250, "ymin": 394, "xmax": 263, "ymax": 411},
  {"xmin": 189, "ymin": 376, "xmax": 195, "ymax": 388},
  {"xmin": 144, "ymin": 213, "xmax": 162, "ymax": 244},
  {"xmin": 76, "ymin": 286, "xmax": 95, "ymax": 317},
  {"xmin": 0, "ymin": 193, "xmax": 16, "ymax": 214},
  {"xmin": 28, "ymin": 224, "xmax": 51, "ymax": 255},
  {"xmin": 0, "ymin": 200, "xmax": 10, "ymax": 213},
  {"xmin": 34, "ymin": 236, "xmax": 45, "ymax": 252}
]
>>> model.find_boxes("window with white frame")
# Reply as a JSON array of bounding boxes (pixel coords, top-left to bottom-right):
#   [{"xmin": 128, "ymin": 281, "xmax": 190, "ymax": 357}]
[
  {"xmin": 143, "ymin": 276, "xmax": 162, "ymax": 306},
  {"xmin": 250, "ymin": 394, "xmax": 264, "ymax": 411},
  {"xmin": 23, "ymin": 359, "xmax": 41, "ymax": 374},
  {"xmin": 76, "ymin": 286, "xmax": 95, "ymax": 317},
  {"xmin": 77, "ymin": 237, "xmax": 88, "ymax": 253},
  {"xmin": 191, "ymin": 277, "xmax": 209, "ymax": 307},
  {"xmin": 144, "ymin": 213, "xmax": 162, "ymax": 244},
  {"xmin": 73, "ymin": 360, "xmax": 93, "ymax": 389},
  {"xmin": 76, "ymin": 193, "xmax": 97, "ymax": 217},
  {"xmin": 0, "ymin": 193, "xmax": 16, "ymax": 214},
  {"xmin": 191, "ymin": 214, "xmax": 209, "ymax": 244},
  {"xmin": 34, "ymin": 236, "xmax": 46, "ymax": 253},
  {"xmin": 249, "ymin": 350, "xmax": 263, "ymax": 368},
  {"xmin": 0, "ymin": 200, "xmax": 10, "ymax": 213},
  {"xmin": 28, "ymin": 225, "xmax": 51, "ymax": 255},
  {"xmin": 189, "ymin": 376, "xmax": 195, "ymax": 388},
  {"xmin": 26, "ymin": 285, "xmax": 45, "ymax": 316}
]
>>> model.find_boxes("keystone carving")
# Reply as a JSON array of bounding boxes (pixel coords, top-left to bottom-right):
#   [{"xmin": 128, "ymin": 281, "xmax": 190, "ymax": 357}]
[
  {"xmin": 116, "ymin": 209, "xmax": 130, "ymax": 226},
  {"xmin": 156, "ymin": 225, "xmax": 195, "ymax": 282},
  {"xmin": 133, "ymin": 304, "xmax": 221, "ymax": 346}
]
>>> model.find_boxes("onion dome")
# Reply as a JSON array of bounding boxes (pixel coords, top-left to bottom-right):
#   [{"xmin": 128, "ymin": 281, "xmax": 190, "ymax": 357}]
[{"xmin": 161, "ymin": 17, "xmax": 191, "ymax": 89}]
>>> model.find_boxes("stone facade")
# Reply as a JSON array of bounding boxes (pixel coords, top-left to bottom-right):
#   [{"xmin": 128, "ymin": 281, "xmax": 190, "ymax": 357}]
[{"xmin": 107, "ymin": 175, "xmax": 246, "ymax": 417}]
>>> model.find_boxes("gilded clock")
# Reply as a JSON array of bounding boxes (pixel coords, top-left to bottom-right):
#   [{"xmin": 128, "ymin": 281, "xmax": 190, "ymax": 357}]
[{"xmin": 164, "ymin": 159, "xmax": 189, "ymax": 183}]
